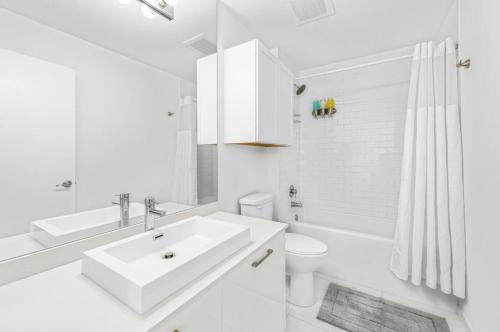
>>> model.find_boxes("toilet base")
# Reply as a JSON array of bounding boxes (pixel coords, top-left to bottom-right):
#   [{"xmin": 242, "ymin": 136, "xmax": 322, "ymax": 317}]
[{"xmin": 287, "ymin": 272, "xmax": 315, "ymax": 307}]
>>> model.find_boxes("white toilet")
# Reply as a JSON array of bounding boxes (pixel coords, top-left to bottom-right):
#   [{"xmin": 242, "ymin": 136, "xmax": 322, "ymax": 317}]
[{"xmin": 239, "ymin": 193, "xmax": 328, "ymax": 307}]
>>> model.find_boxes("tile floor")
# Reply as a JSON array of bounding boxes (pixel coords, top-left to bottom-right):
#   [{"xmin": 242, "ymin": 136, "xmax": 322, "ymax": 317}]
[{"xmin": 285, "ymin": 274, "xmax": 471, "ymax": 332}]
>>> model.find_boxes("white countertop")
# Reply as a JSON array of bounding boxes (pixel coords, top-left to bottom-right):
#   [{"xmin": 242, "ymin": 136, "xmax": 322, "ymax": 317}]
[{"xmin": 0, "ymin": 212, "xmax": 287, "ymax": 332}]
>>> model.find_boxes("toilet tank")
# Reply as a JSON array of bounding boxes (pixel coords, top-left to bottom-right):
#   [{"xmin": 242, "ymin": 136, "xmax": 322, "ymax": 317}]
[{"xmin": 239, "ymin": 193, "xmax": 273, "ymax": 220}]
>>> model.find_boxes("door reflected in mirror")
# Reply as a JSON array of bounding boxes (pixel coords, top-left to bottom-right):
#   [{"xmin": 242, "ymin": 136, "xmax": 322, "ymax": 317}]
[{"xmin": 0, "ymin": 0, "xmax": 217, "ymax": 261}]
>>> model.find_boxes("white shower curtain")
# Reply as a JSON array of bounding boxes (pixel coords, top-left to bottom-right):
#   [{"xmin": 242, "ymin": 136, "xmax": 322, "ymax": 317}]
[
  {"xmin": 170, "ymin": 98, "xmax": 197, "ymax": 206},
  {"xmin": 171, "ymin": 130, "xmax": 197, "ymax": 206},
  {"xmin": 390, "ymin": 38, "xmax": 466, "ymax": 298}
]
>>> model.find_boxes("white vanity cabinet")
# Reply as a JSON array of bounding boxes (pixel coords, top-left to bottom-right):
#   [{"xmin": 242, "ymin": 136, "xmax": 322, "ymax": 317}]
[
  {"xmin": 197, "ymin": 53, "xmax": 218, "ymax": 145},
  {"xmin": 153, "ymin": 232, "xmax": 286, "ymax": 332},
  {"xmin": 150, "ymin": 283, "xmax": 223, "ymax": 332},
  {"xmin": 222, "ymin": 232, "xmax": 286, "ymax": 332},
  {"xmin": 224, "ymin": 39, "xmax": 293, "ymax": 146}
]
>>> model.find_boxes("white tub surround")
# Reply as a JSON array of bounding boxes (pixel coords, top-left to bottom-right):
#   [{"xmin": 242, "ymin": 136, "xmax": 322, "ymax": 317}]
[{"xmin": 0, "ymin": 212, "xmax": 287, "ymax": 332}]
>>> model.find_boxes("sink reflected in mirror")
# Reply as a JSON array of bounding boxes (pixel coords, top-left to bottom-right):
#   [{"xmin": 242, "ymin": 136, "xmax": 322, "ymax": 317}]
[{"xmin": 30, "ymin": 203, "xmax": 146, "ymax": 248}]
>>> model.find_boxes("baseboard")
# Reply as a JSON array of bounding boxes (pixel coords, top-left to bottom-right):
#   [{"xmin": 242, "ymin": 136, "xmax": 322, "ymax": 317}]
[{"xmin": 460, "ymin": 312, "xmax": 474, "ymax": 332}]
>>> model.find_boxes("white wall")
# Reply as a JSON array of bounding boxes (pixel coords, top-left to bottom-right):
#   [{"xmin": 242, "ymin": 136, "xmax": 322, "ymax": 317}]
[
  {"xmin": 0, "ymin": 9, "xmax": 184, "ymax": 217},
  {"xmin": 459, "ymin": 0, "xmax": 500, "ymax": 330},
  {"xmin": 437, "ymin": 0, "xmax": 459, "ymax": 41},
  {"xmin": 217, "ymin": 3, "xmax": 277, "ymax": 214}
]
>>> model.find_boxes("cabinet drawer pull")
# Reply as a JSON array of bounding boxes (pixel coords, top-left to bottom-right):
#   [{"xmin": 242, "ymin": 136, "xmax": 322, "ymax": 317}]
[{"xmin": 252, "ymin": 249, "xmax": 273, "ymax": 268}]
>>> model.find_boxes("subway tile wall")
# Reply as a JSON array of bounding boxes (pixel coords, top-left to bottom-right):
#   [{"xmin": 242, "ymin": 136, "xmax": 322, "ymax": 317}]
[
  {"xmin": 276, "ymin": 124, "xmax": 302, "ymax": 222},
  {"xmin": 278, "ymin": 59, "xmax": 411, "ymax": 237},
  {"xmin": 197, "ymin": 145, "xmax": 218, "ymax": 205}
]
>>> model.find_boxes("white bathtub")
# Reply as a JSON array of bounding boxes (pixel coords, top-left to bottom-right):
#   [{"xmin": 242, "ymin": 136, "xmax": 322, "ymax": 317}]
[{"xmin": 286, "ymin": 221, "xmax": 459, "ymax": 313}]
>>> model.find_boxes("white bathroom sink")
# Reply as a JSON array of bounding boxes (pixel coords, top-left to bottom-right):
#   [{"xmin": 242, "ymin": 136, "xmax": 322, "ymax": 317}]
[
  {"xmin": 81, "ymin": 216, "xmax": 251, "ymax": 314},
  {"xmin": 30, "ymin": 203, "xmax": 145, "ymax": 247}
]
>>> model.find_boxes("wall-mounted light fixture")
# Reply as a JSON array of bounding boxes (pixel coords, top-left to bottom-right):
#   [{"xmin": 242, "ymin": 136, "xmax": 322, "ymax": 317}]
[
  {"xmin": 138, "ymin": 0, "xmax": 175, "ymax": 20},
  {"xmin": 116, "ymin": 0, "xmax": 177, "ymax": 21}
]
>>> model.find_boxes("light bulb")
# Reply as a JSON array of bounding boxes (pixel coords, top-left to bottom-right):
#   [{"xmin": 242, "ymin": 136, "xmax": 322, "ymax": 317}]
[
  {"xmin": 116, "ymin": 0, "xmax": 131, "ymax": 4},
  {"xmin": 141, "ymin": 4, "xmax": 157, "ymax": 19}
]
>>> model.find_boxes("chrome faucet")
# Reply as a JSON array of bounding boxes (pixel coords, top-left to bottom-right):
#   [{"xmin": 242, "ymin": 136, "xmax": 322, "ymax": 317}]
[
  {"xmin": 291, "ymin": 201, "xmax": 303, "ymax": 208},
  {"xmin": 112, "ymin": 193, "xmax": 130, "ymax": 227},
  {"xmin": 144, "ymin": 197, "xmax": 166, "ymax": 231}
]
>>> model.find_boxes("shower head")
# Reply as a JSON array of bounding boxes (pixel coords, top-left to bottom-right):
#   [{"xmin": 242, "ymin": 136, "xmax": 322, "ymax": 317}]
[{"xmin": 294, "ymin": 83, "xmax": 306, "ymax": 95}]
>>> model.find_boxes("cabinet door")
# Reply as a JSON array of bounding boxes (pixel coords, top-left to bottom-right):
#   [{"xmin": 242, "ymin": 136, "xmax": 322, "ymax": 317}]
[
  {"xmin": 223, "ymin": 40, "xmax": 257, "ymax": 143},
  {"xmin": 150, "ymin": 283, "xmax": 222, "ymax": 332},
  {"xmin": 222, "ymin": 233, "xmax": 286, "ymax": 332},
  {"xmin": 257, "ymin": 46, "xmax": 278, "ymax": 144},
  {"xmin": 276, "ymin": 64, "xmax": 294, "ymax": 146},
  {"xmin": 197, "ymin": 54, "xmax": 218, "ymax": 145}
]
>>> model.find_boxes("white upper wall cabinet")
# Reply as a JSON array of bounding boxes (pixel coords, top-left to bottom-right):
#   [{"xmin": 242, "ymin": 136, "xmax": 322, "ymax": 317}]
[
  {"xmin": 224, "ymin": 39, "xmax": 293, "ymax": 146},
  {"xmin": 197, "ymin": 54, "xmax": 218, "ymax": 145}
]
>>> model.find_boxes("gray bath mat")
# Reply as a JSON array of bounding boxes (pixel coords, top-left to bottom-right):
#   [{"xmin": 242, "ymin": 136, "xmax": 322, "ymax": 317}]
[{"xmin": 317, "ymin": 283, "xmax": 450, "ymax": 332}]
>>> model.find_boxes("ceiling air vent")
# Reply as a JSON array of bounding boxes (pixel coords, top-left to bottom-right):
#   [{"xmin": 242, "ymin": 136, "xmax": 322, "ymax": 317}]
[
  {"xmin": 182, "ymin": 33, "xmax": 217, "ymax": 56},
  {"xmin": 289, "ymin": 0, "xmax": 336, "ymax": 25}
]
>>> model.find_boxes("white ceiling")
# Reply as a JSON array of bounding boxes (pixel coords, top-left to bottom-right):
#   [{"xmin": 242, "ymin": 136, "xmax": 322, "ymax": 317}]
[
  {"xmin": 0, "ymin": 0, "xmax": 456, "ymax": 78},
  {"xmin": 222, "ymin": 0, "xmax": 457, "ymax": 72},
  {"xmin": 0, "ymin": 0, "xmax": 217, "ymax": 81}
]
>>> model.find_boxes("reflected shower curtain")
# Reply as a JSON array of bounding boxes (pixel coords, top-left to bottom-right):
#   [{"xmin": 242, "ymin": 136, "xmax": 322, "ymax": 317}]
[
  {"xmin": 171, "ymin": 98, "xmax": 197, "ymax": 206},
  {"xmin": 390, "ymin": 38, "xmax": 466, "ymax": 298}
]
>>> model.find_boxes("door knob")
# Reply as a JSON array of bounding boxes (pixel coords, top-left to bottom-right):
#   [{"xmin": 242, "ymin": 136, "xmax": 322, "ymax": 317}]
[{"xmin": 56, "ymin": 180, "xmax": 73, "ymax": 188}]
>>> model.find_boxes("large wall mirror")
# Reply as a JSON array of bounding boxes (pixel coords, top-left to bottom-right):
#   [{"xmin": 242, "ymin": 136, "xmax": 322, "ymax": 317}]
[{"xmin": 0, "ymin": 0, "xmax": 217, "ymax": 262}]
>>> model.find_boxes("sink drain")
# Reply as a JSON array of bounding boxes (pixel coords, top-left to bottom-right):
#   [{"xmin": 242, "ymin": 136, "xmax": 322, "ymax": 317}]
[{"xmin": 162, "ymin": 252, "xmax": 175, "ymax": 260}]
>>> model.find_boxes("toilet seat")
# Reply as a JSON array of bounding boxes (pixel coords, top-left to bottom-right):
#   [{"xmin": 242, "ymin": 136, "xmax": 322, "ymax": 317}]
[{"xmin": 285, "ymin": 233, "xmax": 327, "ymax": 256}]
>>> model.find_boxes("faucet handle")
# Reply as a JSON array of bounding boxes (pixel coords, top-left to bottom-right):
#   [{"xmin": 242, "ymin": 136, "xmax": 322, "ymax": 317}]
[
  {"xmin": 112, "ymin": 193, "xmax": 130, "ymax": 205},
  {"xmin": 145, "ymin": 196, "xmax": 158, "ymax": 207}
]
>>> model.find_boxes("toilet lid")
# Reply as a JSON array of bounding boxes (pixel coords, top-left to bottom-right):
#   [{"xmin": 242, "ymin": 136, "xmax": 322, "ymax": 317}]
[{"xmin": 285, "ymin": 233, "xmax": 328, "ymax": 255}]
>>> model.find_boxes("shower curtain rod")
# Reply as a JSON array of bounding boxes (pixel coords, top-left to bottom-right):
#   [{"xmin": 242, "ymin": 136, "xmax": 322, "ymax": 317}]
[
  {"xmin": 296, "ymin": 42, "xmax": 460, "ymax": 81},
  {"xmin": 295, "ymin": 54, "xmax": 414, "ymax": 80}
]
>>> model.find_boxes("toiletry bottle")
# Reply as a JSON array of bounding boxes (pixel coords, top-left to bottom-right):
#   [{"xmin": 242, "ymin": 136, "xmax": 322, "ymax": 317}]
[
  {"xmin": 319, "ymin": 99, "xmax": 326, "ymax": 117},
  {"xmin": 313, "ymin": 100, "xmax": 319, "ymax": 118}
]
